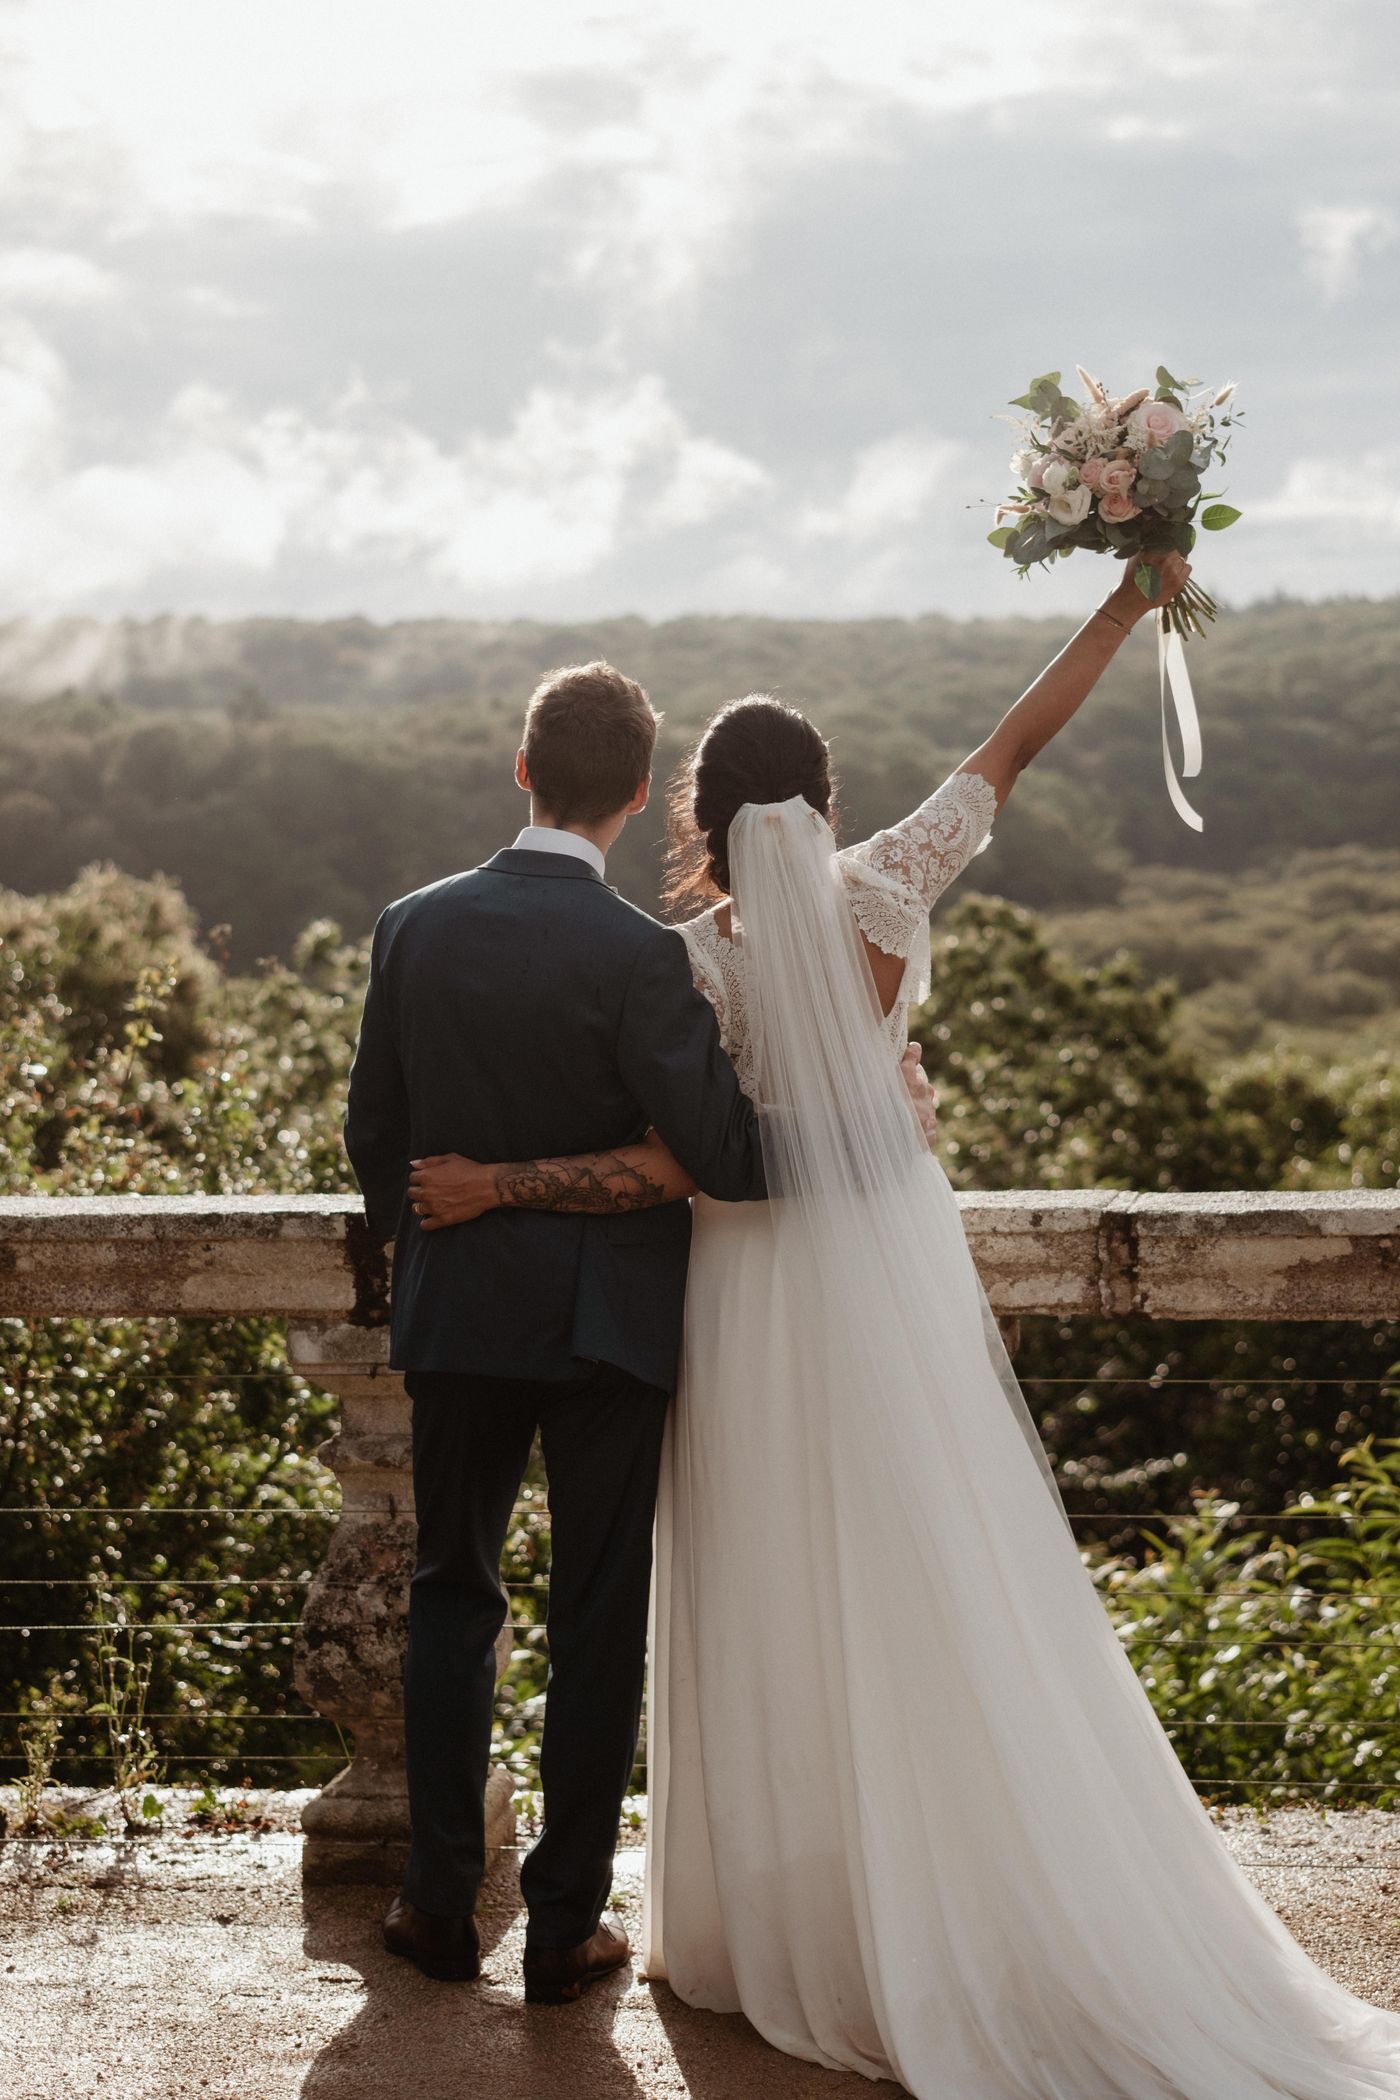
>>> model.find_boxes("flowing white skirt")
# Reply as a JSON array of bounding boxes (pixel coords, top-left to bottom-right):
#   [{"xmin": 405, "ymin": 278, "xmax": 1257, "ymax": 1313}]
[{"xmin": 642, "ymin": 1176, "xmax": 1400, "ymax": 2099}]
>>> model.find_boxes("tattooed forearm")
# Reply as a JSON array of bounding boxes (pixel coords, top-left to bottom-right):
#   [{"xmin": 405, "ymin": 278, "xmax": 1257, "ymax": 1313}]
[{"xmin": 494, "ymin": 1153, "xmax": 669, "ymax": 1214}]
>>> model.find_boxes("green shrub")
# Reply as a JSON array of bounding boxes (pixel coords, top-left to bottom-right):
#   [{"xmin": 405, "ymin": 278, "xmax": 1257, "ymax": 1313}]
[{"xmin": 1091, "ymin": 1439, "xmax": 1400, "ymax": 1806}]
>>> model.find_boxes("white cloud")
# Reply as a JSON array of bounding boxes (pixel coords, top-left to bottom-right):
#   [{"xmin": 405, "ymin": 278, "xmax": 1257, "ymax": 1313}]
[
  {"xmin": 0, "ymin": 245, "xmax": 119, "ymax": 305},
  {"xmin": 0, "ymin": 332, "xmax": 286, "ymax": 599},
  {"xmin": 0, "ymin": 316, "xmax": 66, "ymax": 478},
  {"xmin": 1103, "ymin": 117, "xmax": 1188, "ymax": 143},
  {"xmin": 801, "ymin": 435, "xmax": 962, "ymax": 542},
  {"xmin": 1254, "ymin": 448, "xmax": 1400, "ymax": 531},
  {"xmin": 0, "ymin": 0, "xmax": 1073, "ymax": 309},
  {"xmin": 0, "ymin": 325, "xmax": 772, "ymax": 606},
  {"xmin": 1298, "ymin": 204, "xmax": 1398, "ymax": 300},
  {"xmin": 180, "ymin": 285, "xmax": 265, "ymax": 321},
  {"xmin": 307, "ymin": 376, "xmax": 771, "ymax": 587},
  {"xmin": 647, "ymin": 429, "xmax": 771, "ymax": 530}
]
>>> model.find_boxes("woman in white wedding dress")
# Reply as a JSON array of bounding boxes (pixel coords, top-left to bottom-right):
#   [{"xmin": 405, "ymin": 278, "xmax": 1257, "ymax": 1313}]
[{"xmin": 413, "ymin": 559, "xmax": 1400, "ymax": 2097}]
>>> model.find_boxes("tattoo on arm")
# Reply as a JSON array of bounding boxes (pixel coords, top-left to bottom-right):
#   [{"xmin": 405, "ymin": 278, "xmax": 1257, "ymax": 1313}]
[{"xmin": 494, "ymin": 1152, "xmax": 668, "ymax": 1214}]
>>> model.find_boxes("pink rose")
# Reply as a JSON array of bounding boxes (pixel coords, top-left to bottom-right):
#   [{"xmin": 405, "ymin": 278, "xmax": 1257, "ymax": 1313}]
[
  {"xmin": 1127, "ymin": 400, "xmax": 1188, "ymax": 449},
  {"xmin": 1078, "ymin": 457, "xmax": 1105, "ymax": 490},
  {"xmin": 1097, "ymin": 490, "xmax": 1141, "ymax": 524},
  {"xmin": 1098, "ymin": 458, "xmax": 1137, "ymax": 499},
  {"xmin": 1025, "ymin": 455, "xmax": 1050, "ymax": 489}
]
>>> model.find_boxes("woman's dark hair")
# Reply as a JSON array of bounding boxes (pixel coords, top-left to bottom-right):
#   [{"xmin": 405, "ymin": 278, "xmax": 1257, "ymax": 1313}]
[{"xmin": 664, "ymin": 694, "xmax": 836, "ymax": 912}]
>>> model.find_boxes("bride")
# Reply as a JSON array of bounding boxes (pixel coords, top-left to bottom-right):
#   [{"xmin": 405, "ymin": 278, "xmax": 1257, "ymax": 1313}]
[{"xmin": 409, "ymin": 557, "xmax": 1400, "ymax": 2096}]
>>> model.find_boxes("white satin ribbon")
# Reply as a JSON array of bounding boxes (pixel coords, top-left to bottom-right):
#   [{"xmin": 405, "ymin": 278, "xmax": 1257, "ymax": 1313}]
[{"xmin": 1158, "ymin": 612, "xmax": 1204, "ymax": 831}]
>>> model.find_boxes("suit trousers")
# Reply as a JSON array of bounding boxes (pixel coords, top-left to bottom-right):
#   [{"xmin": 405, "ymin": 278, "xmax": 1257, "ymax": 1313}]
[{"xmin": 400, "ymin": 1361, "xmax": 669, "ymax": 1946}]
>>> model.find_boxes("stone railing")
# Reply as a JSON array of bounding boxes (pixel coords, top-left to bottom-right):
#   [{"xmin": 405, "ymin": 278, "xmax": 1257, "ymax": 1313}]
[{"xmin": 1, "ymin": 1190, "xmax": 1395, "ymax": 1882}]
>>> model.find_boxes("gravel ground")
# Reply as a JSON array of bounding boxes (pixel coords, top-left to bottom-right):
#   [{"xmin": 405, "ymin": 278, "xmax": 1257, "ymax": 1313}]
[{"xmin": 0, "ymin": 1793, "xmax": 1397, "ymax": 2100}]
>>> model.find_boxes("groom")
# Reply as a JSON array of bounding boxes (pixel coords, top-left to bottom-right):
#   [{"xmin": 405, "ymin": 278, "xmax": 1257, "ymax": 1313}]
[{"xmin": 343, "ymin": 661, "xmax": 767, "ymax": 2003}]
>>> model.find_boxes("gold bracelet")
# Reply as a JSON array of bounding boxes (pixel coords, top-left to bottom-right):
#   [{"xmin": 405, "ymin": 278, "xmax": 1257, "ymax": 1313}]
[{"xmin": 1095, "ymin": 604, "xmax": 1130, "ymax": 633}]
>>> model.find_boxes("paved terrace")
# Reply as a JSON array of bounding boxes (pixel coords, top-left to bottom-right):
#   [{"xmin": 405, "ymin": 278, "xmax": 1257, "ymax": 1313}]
[{"xmin": 2, "ymin": 1795, "xmax": 1398, "ymax": 2100}]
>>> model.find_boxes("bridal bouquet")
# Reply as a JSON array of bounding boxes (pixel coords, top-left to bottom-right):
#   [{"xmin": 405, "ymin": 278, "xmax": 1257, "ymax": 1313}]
[{"xmin": 989, "ymin": 365, "xmax": 1244, "ymax": 829}]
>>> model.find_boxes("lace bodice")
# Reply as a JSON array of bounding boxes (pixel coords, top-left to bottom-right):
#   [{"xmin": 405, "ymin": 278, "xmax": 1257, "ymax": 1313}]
[{"xmin": 679, "ymin": 768, "xmax": 997, "ymax": 1103}]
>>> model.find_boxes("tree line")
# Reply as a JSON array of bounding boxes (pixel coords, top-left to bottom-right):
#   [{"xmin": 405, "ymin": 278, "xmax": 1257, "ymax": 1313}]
[{"xmin": 2, "ymin": 599, "xmax": 1397, "ymax": 974}]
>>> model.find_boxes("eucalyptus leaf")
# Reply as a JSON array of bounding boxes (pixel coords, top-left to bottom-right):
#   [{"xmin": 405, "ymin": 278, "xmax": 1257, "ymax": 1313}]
[
  {"xmin": 1134, "ymin": 561, "xmax": 1157, "ymax": 599},
  {"xmin": 987, "ymin": 526, "xmax": 1015, "ymax": 550},
  {"xmin": 1201, "ymin": 503, "xmax": 1243, "ymax": 531},
  {"xmin": 1011, "ymin": 371, "xmax": 1062, "ymax": 412}
]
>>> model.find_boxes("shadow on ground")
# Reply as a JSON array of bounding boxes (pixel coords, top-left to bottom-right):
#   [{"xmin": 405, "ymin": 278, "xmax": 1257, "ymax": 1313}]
[{"xmin": 297, "ymin": 1850, "xmax": 891, "ymax": 2100}]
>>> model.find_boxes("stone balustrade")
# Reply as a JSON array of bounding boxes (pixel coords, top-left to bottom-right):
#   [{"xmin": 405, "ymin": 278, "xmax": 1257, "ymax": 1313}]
[{"xmin": 1, "ymin": 1189, "xmax": 1395, "ymax": 1883}]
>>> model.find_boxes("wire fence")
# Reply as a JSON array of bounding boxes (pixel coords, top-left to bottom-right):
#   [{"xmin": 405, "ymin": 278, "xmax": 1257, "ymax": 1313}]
[{"xmin": 3, "ymin": 1363, "xmax": 1398, "ymax": 1821}]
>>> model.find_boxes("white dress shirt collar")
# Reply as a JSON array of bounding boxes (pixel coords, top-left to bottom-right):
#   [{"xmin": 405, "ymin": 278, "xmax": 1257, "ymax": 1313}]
[{"xmin": 511, "ymin": 825, "xmax": 606, "ymax": 879}]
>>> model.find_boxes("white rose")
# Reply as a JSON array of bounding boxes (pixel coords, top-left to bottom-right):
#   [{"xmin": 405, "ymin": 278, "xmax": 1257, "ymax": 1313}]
[
  {"xmin": 1040, "ymin": 460, "xmax": 1078, "ymax": 500},
  {"xmin": 1010, "ymin": 449, "xmax": 1039, "ymax": 483},
  {"xmin": 1046, "ymin": 481, "xmax": 1093, "ymax": 527},
  {"xmin": 1040, "ymin": 459, "xmax": 1093, "ymax": 524}
]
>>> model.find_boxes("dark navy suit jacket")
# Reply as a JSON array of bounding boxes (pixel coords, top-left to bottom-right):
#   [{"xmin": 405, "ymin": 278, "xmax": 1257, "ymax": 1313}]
[{"xmin": 343, "ymin": 847, "xmax": 766, "ymax": 1395}]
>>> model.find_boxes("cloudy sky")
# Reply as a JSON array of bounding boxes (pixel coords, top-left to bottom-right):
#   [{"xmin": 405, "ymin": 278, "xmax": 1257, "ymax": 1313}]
[{"xmin": 1, "ymin": 0, "xmax": 1396, "ymax": 622}]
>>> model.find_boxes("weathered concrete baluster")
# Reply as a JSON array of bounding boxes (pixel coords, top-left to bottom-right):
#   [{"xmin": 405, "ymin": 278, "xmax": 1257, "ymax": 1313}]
[{"xmin": 290, "ymin": 1318, "xmax": 515, "ymax": 1884}]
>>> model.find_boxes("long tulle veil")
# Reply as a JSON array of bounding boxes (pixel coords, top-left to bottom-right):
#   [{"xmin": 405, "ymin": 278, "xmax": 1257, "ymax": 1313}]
[{"xmin": 727, "ymin": 792, "xmax": 1069, "ymax": 1524}]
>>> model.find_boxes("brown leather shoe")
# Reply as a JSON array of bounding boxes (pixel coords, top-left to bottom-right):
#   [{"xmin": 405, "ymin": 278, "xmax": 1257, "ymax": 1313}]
[
  {"xmin": 522, "ymin": 1916, "xmax": 630, "ymax": 2005},
  {"xmin": 382, "ymin": 1895, "xmax": 481, "ymax": 1982}
]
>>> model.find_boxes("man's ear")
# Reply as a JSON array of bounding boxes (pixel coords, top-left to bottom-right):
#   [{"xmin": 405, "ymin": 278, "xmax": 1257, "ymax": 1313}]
[
  {"xmin": 628, "ymin": 773, "xmax": 651, "ymax": 816},
  {"xmin": 515, "ymin": 750, "xmax": 531, "ymax": 793}
]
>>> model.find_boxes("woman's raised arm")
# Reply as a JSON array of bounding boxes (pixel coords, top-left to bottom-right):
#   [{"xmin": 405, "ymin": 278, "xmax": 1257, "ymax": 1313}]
[{"xmin": 961, "ymin": 548, "xmax": 1192, "ymax": 808}]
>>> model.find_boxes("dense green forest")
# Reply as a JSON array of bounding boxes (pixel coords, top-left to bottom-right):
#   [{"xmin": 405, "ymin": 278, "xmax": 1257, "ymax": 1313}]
[
  {"xmin": 2, "ymin": 602, "xmax": 1398, "ymax": 1060},
  {"xmin": 1043, "ymin": 848, "xmax": 1400, "ymax": 1062}
]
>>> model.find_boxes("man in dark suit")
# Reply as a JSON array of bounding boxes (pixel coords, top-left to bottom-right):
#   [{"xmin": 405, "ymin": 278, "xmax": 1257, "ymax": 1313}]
[{"xmin": 343, "ymin": 661, "xmax": 765, "ymax": 2003}]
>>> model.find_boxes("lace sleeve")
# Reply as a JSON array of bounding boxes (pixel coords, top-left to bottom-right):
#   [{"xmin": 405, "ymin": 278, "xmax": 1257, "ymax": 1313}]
[
  {"xmin": 843, "ymin": 767, "xmax": 996, "ymax": 912},
  {"xmin": 678, "ymin": 914, "xmax": 733, "ymax": 1040},
  {"xmin": 678, "ymin": 911, "xmax": 758, "ymax": 1102},
  {"xmin": 835, "ymin": 767, "xmax": 997, "ymax": 967}
]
